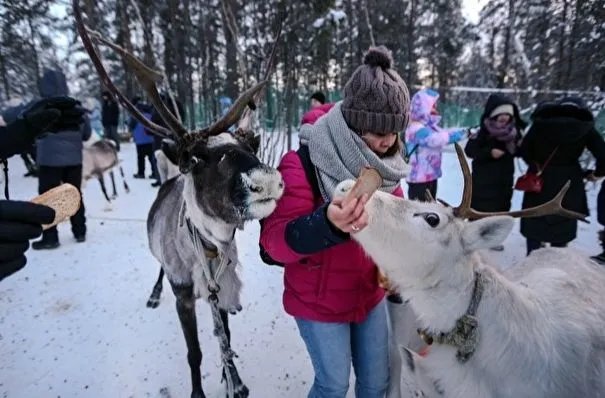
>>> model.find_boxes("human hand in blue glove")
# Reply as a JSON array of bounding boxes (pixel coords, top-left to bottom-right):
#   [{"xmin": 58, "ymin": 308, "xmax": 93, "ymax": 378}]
[{"xmin": 447, "ymin": 129, "xmax": 467, "ymax": 144}]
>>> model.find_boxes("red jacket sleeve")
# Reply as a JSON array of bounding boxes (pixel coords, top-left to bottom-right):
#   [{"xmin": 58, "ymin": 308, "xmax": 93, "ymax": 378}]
[{"xmin": 259, "ymin": 151, "xmax": 320, "ymax": 263}]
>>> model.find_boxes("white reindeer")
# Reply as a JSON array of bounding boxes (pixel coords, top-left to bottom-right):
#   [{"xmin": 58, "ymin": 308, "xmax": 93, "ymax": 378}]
[{"xmin": 335, "ymin": 144, "xmax": 605, "ymax": 398}]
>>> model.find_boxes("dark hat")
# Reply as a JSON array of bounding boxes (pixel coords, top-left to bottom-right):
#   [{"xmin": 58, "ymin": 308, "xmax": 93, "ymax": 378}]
[
  {"xmin": 310, "ymin": 91, "xmax": 326, "ymax": 104},
  {"xmin": 341, "ymin": 45, "xmax": 410, "ymax": 134}
]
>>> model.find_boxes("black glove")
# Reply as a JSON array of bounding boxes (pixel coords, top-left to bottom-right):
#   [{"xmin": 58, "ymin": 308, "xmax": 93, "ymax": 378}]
[
  {"xmin": 0, "ymin": 96, "xmax": 87, "ymax": 159},
  {"xmin": 21, "ymin": 96, "xmax": 85, "ymax": 132},
  {"xmin": 0, "ymin": 200, "xmax": 55, "ymax": 282}
]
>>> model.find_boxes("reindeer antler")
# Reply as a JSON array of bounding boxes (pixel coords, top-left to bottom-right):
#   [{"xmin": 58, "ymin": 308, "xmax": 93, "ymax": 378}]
[
  {"xmin": 73, "ymin": 0, "xmax": 179, "ymax": 139},
  {"xmin": 74, "ymin": 0, "xmax": 281, "ymax": 142},
  {"xmin": 235, "ymin": 23, "xmax": 283, "ymax": 134},
  {"xmin": 452, "ymin": 143, "xmax": 588, "ymax": 223}
]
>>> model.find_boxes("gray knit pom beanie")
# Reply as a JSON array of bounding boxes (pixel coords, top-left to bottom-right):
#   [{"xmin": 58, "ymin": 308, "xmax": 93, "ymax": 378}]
[{"xmin": 341, "ymin": 45, "xmax": 410, "ymax": 135}]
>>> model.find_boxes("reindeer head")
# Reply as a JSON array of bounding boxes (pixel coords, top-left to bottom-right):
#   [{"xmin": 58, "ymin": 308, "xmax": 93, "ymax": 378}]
[
  {"xmin": 336, "ymin": 143, "xmax": 588, "ymax": 289},
  {"xmin": 73, "ymin": 0, "xmax": 284, "ymax": 223}
]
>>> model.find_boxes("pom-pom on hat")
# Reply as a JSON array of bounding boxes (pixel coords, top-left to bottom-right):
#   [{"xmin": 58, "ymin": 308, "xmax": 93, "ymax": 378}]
[{"xmin": 341, "ymin": 45, "xmax": 410, "ymax": 135}]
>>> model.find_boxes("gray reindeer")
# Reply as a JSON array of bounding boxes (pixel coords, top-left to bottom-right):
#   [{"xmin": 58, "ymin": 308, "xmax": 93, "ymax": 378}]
[
  {"xmin": 74, "ymin": 2, "xmax": 284, "ymax": 397},
  {"xmin": 82, "ymin": 138, "xmax": 130, "ymax": 208},
  {"xmin": 335, "ymin": 144, "xmax": 605, "ymax": 398}
]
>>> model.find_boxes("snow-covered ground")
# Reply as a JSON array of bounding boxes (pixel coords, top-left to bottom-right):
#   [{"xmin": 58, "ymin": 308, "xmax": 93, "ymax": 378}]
[{"xmin": 1, "ymin": 142, "xmax": 602, "ymax": 398}]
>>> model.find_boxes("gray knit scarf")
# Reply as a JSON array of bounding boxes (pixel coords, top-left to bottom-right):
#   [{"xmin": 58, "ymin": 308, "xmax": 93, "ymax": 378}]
[{"xmin": 299, "ymin": 102, "xmax": 409, "ymax": 201}]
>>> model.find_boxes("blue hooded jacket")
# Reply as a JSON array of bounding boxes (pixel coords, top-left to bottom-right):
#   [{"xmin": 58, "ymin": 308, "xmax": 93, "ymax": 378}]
[{"xmin": 35, "ymin": 68, "xmax": 91, "ymax": 166}]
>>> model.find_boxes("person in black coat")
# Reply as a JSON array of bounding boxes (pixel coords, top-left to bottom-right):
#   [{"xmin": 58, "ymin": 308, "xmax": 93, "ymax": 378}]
[
  {"xmin": 465, "ymin": 94, "xmax": 526, "ymax": 251},
  {"xmin": 150, "ymin": 92, "xmax": 185, "ymax": 187},
  {"xmin": 101, "ymin": 90, "xmax": 120, "ymax": 151},
  {"xmin": 0, "ymin": 96, "xmax": 84, "ymax": 281},
  {"xmin": 2, "ymin": 101, "xmax": 39, "ymax": 177},
  {"xmin": 519, "ymin": 97, "xmax": 605, "ymax": 255},
  {"xmin": 33, "ymin": 68, "xmax": 91, "ymax": 250}
]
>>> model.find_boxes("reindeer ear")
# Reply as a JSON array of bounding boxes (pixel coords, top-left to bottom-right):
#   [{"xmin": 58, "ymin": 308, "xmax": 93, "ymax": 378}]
[
  {"xmin": 461, "ymin": 216, "xmax": 514, "ymax": 253},
  {"xmin": 161, "ymin": 139, "xmax": 179, "ymax": 165},
  {"xmin": 249, "ymin": 134, "xmax": 261, "ymax": 154},
  {"xmin": 235, "ymin": 130, "xmax": 261, "ymax": 154}
]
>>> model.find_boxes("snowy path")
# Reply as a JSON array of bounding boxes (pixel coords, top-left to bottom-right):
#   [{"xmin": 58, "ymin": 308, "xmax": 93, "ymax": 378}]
[{"xmin": 1, "ymin": 142, "xmax": 602, "ymax": 398}]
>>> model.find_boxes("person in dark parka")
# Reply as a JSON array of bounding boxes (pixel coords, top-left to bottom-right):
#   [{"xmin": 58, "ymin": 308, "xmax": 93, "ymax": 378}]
[
  {"xmin": 32, "ymin": 68, "xmax": 91, "ymax": 250},
  {"xmin": 465, "ymin": 95, "xmax": 526, "ymax": 209},
  {"xmin": 465, "ymin": 94, "xmax": 527, "ymax": 251},
  {"xmin": 519, "ymin": 97, "xmax": 605, "ymax": 255},
  {"xmin": 2, "ymin": 101, "xmax": 39, "ymax": 177},
  {"xmin": 101, "ymin": 91, "xmax": 120, "ymax": 151}
]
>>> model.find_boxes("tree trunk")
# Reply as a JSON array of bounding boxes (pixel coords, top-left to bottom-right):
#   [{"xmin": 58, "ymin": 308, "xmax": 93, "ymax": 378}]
[{"xmin": 221, "ymin": 0, "xmax": 239, "ymax": 100}]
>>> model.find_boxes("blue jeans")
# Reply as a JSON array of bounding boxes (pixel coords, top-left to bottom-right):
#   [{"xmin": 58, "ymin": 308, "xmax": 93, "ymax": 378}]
[{"xmin": 295, "ymin": 299, "xmax": 389, "ymax": 398}]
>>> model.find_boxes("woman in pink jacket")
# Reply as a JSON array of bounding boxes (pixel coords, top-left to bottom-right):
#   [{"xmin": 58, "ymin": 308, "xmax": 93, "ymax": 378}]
[
  {"xmin": 260, "ymin": 45, "xmax": 410, "ymax": 398},
  {"xmin": 301, "ymin": 92, "xmax": 335, "ymax": 126}
]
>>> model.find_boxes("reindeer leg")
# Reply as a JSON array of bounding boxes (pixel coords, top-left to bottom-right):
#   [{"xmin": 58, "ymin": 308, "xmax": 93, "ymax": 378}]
[
  {"xmin": 213, "ymin": 307, "xmax": 248, "ymax": 398},
  {"xmin": 119, "ymin": 166, "xmax": 130, "ymax": 193},
  {"xmin": 172, "ymin": 284, "xmax": 206, "ymax": 398},
  {"xmin": 110, "ymin": 170, "xmax": 118, "ymax": 199},
  {"xmin": 146, "ymin": 267, "xmax": 164, "ymax": 308},
  {"xmin": 97, "ymin": 175, "xmax": 111, "ymax": 203}
]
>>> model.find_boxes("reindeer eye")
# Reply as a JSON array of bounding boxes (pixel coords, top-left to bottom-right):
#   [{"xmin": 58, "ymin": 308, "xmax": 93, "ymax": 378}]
[
  {"xmin": 413, "ymin": 212, "xmax": 440, "ymax": 228},
  {"xmin": 250, "ymin": 186, "xmax": 263, "ymax": 193},
  {"xmin": 423, "ymin": 213, "xmax": 440, "ymax": 227}
]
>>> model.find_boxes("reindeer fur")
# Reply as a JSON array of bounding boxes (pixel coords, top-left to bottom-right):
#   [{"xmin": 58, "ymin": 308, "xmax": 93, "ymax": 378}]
[
  {"xmin": 154, "ymin": 148, "xmax": 180, "ymax": 183},
  {"xmin": 334, "ymin": 180, "xmax": 605, "ymax": 398},
  {"xmin": 147, "ymin": 133, "xmax": 283, "ymax": 398},
  {"xmin": 82, "ymin": 139, "xmax": 129, "ymax": 209}
]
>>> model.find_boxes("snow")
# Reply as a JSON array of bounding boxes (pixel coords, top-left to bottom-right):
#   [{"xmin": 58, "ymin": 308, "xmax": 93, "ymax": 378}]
[
  {"xmin": 330, "ymin": 9, "xmax": 346, "ymax": 21},
  {"xmin": 312, "ymin": 17, "xmax": 325, "ymax": 29},
  {"xmin": 312, "ymin": 8, "xmax": 347, "ymax": 29},
  {"xmin": 1, "ymin": 142, "xmax": 603, "ymax": 398}
]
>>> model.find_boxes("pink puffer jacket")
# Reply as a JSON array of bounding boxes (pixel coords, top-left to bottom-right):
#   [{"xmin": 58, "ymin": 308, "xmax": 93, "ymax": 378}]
[
  {"xmin": 259, "ymin": 150, "xmax": 404, "ymax": 323},
  {"xmin": 301, "ymin": 103, "xmax": 335, "ymax": 126}
]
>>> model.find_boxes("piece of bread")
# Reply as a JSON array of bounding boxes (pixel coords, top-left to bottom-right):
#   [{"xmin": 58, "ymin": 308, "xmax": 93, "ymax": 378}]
[
  {"xmin": 343, "ymin": 167, "xmax": 383, "ymax": 206},
  {"xmin": 30, "ymin": 183, "xmax": 81, "ymax": 230}
]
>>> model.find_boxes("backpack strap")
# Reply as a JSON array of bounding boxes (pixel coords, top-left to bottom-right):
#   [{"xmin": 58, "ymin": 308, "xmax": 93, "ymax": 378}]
[
  {"xmin": 403, "ymin": 141, "xmax": 418, "ymax": 163},
  {"xmin": 296, "ymin": 145, "xmax": 321, "ymax": 199}
]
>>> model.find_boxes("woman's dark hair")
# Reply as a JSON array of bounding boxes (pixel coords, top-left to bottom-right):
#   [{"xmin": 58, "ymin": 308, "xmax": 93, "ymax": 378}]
[{"xmin": 382, "ymin": 135, "xmax": 402, "ymax": 158}]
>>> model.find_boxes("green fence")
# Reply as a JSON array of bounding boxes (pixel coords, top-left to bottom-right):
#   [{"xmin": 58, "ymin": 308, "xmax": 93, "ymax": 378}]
[{"xmin": 187, "ymin": 88, "xmax": 605, "ymax": 133}]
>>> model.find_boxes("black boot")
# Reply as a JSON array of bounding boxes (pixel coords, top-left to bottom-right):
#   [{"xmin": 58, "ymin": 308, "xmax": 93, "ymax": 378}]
[
  {"xmin": 591, "ymin": 230, "xmax": 605, "ymax": 264},
  {"xmin": 32, "ymin": 236, "xmax": 60, "ymax": 250}
]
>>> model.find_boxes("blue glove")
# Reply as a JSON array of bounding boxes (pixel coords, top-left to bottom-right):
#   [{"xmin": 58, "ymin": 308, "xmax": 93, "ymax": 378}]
[{"xmin": 447, "ymin": 129, "xmax": 466, "ymax": 144}]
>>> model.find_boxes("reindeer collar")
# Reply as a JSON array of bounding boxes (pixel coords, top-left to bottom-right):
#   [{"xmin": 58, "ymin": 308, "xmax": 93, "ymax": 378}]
[
  {"xmin": 417, "ymin": 271, "xmax": 485, "ymax": 364},
  {"xmin": 184, "ymin": 217, "xmax": 219, "ymax": 259},
  {"xmin": 179, "ymin": 202, "xmax": 219, "ymax": 259}
]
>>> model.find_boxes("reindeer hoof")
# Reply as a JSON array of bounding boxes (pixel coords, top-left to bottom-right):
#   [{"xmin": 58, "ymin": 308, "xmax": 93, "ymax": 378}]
[
  {"xmin": 146, "ymin": 297, "xmax": 160, "ymax": 308},
  {"xmin": 228, "ymin": 384, "xmax": 249, "ymax": 398},
  {"xmin": 227, "ymin": 304, "xmax": 243, "ymax": 315},
  {"xmin": 111, "ymin": 195, "xmax": 117, "ymax": 200}
]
